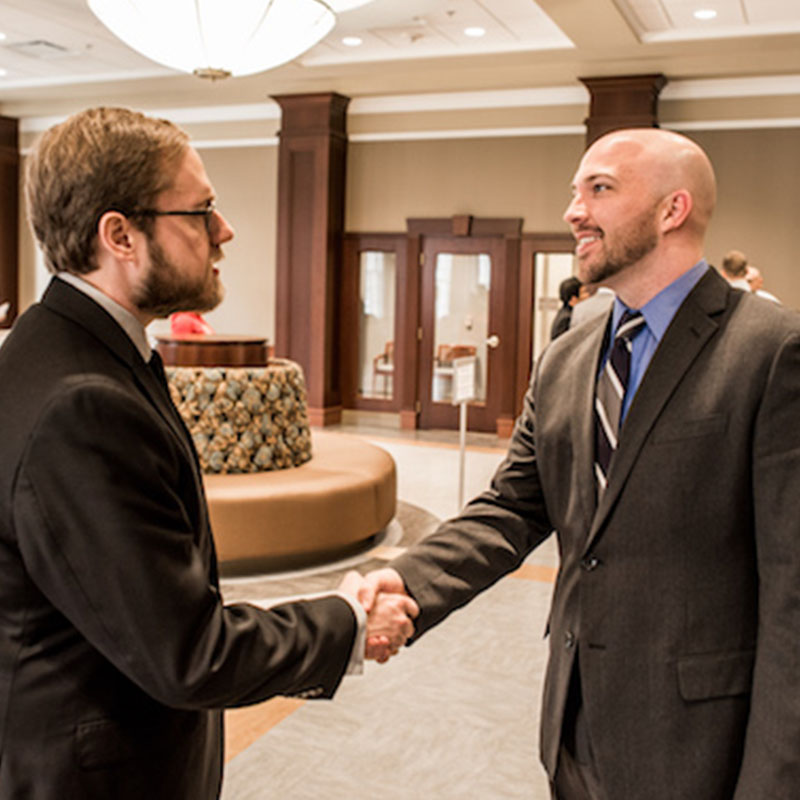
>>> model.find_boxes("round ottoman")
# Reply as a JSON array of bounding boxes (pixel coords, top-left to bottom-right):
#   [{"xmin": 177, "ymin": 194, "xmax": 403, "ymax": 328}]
[{"xmin": 204, "ymin": 431, "xmax": 397, "ymax": 574}]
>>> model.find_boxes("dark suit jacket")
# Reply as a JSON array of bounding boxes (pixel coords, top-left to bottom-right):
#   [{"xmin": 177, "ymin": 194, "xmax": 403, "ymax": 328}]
[
  {"xmin": 391, "ymin": 268, "xmax": 800, "ymax": 799},
  {"xmin": 0, "ymin": 278, "xmax": 357, "ymax": 799}
]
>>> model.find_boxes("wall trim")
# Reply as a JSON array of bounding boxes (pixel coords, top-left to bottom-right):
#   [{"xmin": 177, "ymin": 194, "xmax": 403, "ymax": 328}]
[
  {"xmin": 665, "ymin": 117, "xmax": 800, "ymax": 132},
  {"xmin": 350, "ymin": 125, "xmax": 585, "ymax": 142},
  {"xmin": 17, "ymin": 74, "xmax": 800, "ymax": 141},
  {"xmin": 349, "ymin": 86, "xmax": 588, "ymax": 113},
  {"xmin": 661, "ymin": 75, "xmax": 800, "ymax": 100}
]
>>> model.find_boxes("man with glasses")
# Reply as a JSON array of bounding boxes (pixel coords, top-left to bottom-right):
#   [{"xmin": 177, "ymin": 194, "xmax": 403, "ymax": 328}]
[{"xmin": 0, "ymin": 107, "xmax": 417, "ymax": 799}]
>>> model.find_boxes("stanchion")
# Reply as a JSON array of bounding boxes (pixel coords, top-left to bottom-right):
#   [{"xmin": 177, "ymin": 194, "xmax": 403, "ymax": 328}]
[{"xmin": 452, "ymin": 355, "xmax": 477, "ymax": 511}]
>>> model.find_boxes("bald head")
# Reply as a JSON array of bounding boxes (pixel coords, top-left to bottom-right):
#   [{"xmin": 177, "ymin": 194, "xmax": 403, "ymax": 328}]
[
  {"xmin": 586, "ymin": 128, "xmax": 717, "ymax": 238},
  {"xmin": 565, "ymin": 128, "xmax": 717, "ymax": 305}
]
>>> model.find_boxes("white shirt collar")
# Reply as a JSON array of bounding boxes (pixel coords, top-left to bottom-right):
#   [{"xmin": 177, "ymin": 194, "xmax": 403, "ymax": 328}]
[{"xmin": 56, "ymin": 272, "xmax": 152, "ymax": 362}]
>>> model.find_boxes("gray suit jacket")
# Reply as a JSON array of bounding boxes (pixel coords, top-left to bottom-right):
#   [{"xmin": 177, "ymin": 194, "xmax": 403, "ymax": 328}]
[
  {"xmin": 391, "ymin": 268, "xmax": 800, "ymax": 799},
  {"xmin": 0, "ymin": 278, "xmax": 357, "ymax": 799}
]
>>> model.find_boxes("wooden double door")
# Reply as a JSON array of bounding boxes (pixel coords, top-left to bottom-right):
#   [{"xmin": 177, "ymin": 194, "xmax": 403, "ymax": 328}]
[{"xmin": 341, "ymin": 219, "xmax": 572, "ymax": 435}]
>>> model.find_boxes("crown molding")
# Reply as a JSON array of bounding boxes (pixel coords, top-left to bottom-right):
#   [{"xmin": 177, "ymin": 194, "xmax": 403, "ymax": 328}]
[{"xmin": 18, "ymin": 75, "xmax": 800, "ymax": 139}]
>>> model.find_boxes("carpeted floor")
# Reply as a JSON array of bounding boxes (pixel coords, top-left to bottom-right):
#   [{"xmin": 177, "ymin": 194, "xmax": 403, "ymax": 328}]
[{"xmin": 218, "ymin": 489, "xmax": 555, "ymax": 800}]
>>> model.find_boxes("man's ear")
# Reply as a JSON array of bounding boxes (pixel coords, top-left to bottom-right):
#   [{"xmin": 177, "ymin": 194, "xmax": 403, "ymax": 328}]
[
  {"xmin": 660, "ymin": 190, "xmax": 692, "ymax": 233},
  {"xmin": 96, "ymin": 211, "xmax": 137, "ymax": 261}
]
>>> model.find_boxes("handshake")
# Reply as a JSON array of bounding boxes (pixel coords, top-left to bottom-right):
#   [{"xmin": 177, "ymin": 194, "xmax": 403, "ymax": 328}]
[{"xmin": 339, "ymin": 568, "xmax": 418, "ymax": 664}]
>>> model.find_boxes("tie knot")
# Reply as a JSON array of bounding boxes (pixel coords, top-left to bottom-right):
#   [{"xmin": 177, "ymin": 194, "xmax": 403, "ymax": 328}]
[{"xmin": 615, "ymin": 310, "xmax": 644, "ymax": 343}]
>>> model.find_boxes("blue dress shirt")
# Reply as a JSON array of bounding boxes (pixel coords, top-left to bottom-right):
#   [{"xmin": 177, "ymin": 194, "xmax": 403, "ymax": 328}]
[{"xmin": 602, "ymin": 260, "xmax": 709, "ymax": 423}]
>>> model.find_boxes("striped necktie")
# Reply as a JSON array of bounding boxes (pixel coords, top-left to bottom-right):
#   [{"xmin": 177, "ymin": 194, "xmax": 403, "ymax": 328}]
[{"xmin": 594, "ymin": 310, "xmax": 645, "ymax": 493}]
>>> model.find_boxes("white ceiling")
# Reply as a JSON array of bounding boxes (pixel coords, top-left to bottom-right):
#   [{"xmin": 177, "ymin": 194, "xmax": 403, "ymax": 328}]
[
  {"xmin": 616, "ymin": 0, "xmax": 800, "ymax": 39},
  {"xmin": 0, "ymin": 0, "xmax": 798, "ymax": 113}
]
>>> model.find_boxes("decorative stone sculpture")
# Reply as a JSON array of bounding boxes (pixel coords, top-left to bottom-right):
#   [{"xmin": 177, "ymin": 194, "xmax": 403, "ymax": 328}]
[{"xmin": 166, "ymin": 358, "xmax": 312, "ymax": 474}]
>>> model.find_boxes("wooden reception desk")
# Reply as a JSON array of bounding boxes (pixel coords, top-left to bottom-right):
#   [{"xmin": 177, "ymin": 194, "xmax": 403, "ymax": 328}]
[{"xmin": 155, "ymin": 334, "xmax": 269, "ymax": 367}]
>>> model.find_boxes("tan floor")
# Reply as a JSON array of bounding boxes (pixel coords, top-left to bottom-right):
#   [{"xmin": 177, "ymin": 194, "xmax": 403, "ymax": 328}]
[{"xmin": 220, "ymin": 420, "xmax": 558, "ymax": 800}]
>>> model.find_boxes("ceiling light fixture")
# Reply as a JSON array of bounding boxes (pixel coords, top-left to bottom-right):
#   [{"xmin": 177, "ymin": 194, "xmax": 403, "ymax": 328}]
[
  {"xmin": 0, "ymin": 32, "xmax": 7, "ymax": 41},
  {"xmin": 0, "ymin": 68, "xmax": 7, "ymax": 77},
  {"xmin": 88, "ymin": 0, "xmax": 376, "ymax": 80},
  {"xmin": 327, "ymin": 0, "xmax": 374, "ymax": 10},
  {"xmin": 693, "ymin": 9, "xmax": 718, "ymax": 20},
  {"xmin": 342, "ymin": 36, "xmax": 363, "ymax": 47},
  {"xmin": 464, "ymin": 26, "xmax": 486, "ymax": 38}
]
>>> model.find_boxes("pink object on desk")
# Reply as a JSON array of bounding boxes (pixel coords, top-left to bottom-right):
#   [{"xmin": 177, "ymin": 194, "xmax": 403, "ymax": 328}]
[{"xmin": 170, "ymin": 312, "xmax": 214, "ymax": 336}]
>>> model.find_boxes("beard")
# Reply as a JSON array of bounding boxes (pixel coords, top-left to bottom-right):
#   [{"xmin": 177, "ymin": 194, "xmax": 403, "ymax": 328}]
[
  {"xmin": 577, "ymin": 201, "xmax": 660, "ymax": 286},
  {"xmin": 133, "ymin": 236, "xmax": 224, "ymax": 319}
]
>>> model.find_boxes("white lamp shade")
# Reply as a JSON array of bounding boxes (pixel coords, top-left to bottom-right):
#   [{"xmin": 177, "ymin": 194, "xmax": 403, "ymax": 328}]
[
  {"xmin": 88, "ymin": 0, "xmax": 336, "ymax": 78},
  {"xmin": 326, "ymin": 0, "xmax": 375, "ymax": 10}
]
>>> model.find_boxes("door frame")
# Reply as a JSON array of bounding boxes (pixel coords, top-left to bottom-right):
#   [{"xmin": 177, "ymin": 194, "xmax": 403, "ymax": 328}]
[
  {"xmin": 408, "ymin": 217, "xmax": 522, "ymax": 436},
  {"xmin": 417, "ymin": 235, "xmax": 509, "ymax": 432},
  {"xmin": 341, "ymin": 233, "xmax": 408, "ymax": 412},
  {"xmin": 517, "ymin": 233, "xmax": 577, "ymax": 417}
]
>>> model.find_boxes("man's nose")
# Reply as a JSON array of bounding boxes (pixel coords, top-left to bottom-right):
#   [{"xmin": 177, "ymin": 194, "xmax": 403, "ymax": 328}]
[
  {"xmin": 563, "ymin": 194, "xmax": 586, "ymax": 225},
  {"xmin": 212, "ymin": 209, "xmax": 235, "ymax": 244}
]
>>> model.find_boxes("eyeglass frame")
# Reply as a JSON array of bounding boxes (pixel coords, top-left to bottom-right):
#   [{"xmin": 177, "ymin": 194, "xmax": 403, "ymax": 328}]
[{"xmin": 125, "ymin": 202, "xmax": 218, "ymax": 234}]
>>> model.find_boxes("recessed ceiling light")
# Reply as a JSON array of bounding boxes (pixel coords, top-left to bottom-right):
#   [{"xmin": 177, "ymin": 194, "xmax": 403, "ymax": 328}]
[
  {"xmin": 693, "ymin": 9, "xmax": 717, "ymax": 20},
  {"xmin": 0, "ymin": 32, "xmax": 7, "ymax": 41},
  {"xmin": 0, "ymin": 69, "xmax": 7, "ymax": 77},
  {"xmin": 464, "ymin": 26, "xmax": 486, "ymax": 38},
  {"xmin": 342, "ymin": 35, "xmax": 363, "ymax": 47}
]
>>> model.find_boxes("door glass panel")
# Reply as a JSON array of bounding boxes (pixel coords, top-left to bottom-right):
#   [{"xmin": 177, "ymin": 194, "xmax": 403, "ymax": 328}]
[
  {"xmin": 533, "ymin": 252, "xmax": 576, "ymax": 363},
  {"xmin": 432, "ymin": 252, "xmax": 490, "ymax": 404},
  {"xmin": 358, "ymin": 251, "xmax": 396, "ymax": 400}
]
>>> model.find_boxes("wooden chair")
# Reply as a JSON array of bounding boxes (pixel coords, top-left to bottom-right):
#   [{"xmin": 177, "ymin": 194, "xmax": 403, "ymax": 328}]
[{"xmin": 371, "ymin": 340, "xmax": 394, "ymax": 396}]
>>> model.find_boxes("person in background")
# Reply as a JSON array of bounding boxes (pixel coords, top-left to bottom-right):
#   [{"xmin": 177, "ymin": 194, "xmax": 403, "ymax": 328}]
[
  {"xmin": 745, "ymin": 264, "xmax": 780, "ymax": 303},
  {"xmin": 550, "ymin": 276, "xmax": 582, "ymax": 340},
  {"xmin": 569, "ymin": 282, "xmax": 615, "ymax": 329},
  {"xmin": 721, "ymin": 248, "xmax": 751, "ymax": 290}
]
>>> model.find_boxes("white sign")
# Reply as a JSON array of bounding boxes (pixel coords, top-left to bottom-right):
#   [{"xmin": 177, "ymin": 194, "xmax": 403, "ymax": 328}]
[{"xmin": 451, "ymin": 356, "xmax": 477, "ymax": 405}]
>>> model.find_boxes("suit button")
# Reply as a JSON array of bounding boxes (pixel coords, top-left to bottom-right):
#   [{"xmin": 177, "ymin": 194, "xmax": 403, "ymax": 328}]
[
  {"xmin": 581, "ymin": 556, "xmax": 600, "ymax": 571},
  {"xmin": 564, "ymin": 631, "xmax": 576, "ymax": 649}
]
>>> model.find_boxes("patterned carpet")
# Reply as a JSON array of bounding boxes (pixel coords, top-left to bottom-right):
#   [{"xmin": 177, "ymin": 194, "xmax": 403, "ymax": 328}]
[{"xmin": 217, "ymin": 498, "xmax": 555, "ymax": 800}]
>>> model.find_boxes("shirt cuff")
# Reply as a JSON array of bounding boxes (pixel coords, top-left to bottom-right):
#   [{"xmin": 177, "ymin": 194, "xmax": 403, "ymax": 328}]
[{"xmin": 249, "ymin": 590, "xmax": 366, "ymax": 676}]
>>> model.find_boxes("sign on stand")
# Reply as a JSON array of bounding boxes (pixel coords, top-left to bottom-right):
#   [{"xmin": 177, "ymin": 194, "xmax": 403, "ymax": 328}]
[{"xmin": 452, "ymin": 356, "xmax": 477, "ymax": 509}]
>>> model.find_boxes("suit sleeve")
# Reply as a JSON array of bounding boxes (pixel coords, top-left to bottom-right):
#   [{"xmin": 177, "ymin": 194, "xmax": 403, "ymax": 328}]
[
  {"xmin": 735, "ymin": 329, "xmax": 800, "ymax": 796},
  {"xmin": 12, "ymin": 377, "xmax": 357, "ymax": 708},
  {"xmin": 390, "ymin": 379, "xmax": 554, "ymax": 639}
]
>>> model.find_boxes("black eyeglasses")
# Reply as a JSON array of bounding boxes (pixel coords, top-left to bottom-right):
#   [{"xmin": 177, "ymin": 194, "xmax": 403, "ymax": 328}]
[{"xmin": 127, "ymin": 202, "xmax": 218, "ymax": 234}]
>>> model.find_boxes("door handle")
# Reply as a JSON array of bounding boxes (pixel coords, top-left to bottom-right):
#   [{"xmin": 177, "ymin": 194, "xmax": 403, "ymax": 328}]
[{"xmin": 486, "ymin": 334, "xmax": 500, "ymax": 349}]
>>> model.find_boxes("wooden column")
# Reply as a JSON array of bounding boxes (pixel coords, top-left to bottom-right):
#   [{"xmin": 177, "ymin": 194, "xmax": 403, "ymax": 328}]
[
  {"xmin": 272, "ymin": 92, "xmax": 349, "ymax": 426},
  {"xmin": 0, "ymin": 116, "xmax": 19, "ymax": 328},
  {"xmin": 580, "ymin": 74, "xmax": 667, "ymax": 146}
]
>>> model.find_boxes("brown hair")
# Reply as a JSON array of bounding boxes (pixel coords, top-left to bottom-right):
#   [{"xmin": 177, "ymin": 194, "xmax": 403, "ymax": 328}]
[
  {"xmin": 25, "ymin": 106, "xmax": 189, "ymax": 275},
  {"xmin": 722, "ymin": 249, "xmax": 748, "ymax": 278}
]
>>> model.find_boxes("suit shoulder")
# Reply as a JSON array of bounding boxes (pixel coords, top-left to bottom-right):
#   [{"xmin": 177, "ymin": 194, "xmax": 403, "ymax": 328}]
[{"xmin": 729, "ymin": 290, "xmax": 800, "ymax": 341}]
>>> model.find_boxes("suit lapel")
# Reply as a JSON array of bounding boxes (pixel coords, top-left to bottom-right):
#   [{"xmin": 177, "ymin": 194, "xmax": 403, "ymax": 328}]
[
  {"xmin": 41, "ymin": 278, "xmax": 197, "ymax": 467},
  {"xmin": 586, "ymin": 269, "xmax": 730, "ymax": 551},
  {"xmin": 42, "ymin": 277, "xmax": 218, "ymax": 583},
  {"xmin": 570, "ymin": 315, "xmax": 611, "ymax": 528}
]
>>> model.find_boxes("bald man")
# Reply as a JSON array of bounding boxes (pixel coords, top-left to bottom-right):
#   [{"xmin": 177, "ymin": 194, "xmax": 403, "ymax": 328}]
[{"xmin": 354, "ymin": 129, "xmax": 800, "ymax": 799}]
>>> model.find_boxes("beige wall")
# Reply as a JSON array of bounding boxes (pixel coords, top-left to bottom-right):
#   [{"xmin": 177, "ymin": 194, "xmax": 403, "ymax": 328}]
[
  {"xmin": 693, "ymin": 128, "xmax": 800, "ymax": 309},
  {"xmin": 346, "ymin": 135, "xmax": 585, "ymax": 232},
  {"xmin": 196, "ymin": 145, "xmax": 278, "ymax": 340}
]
